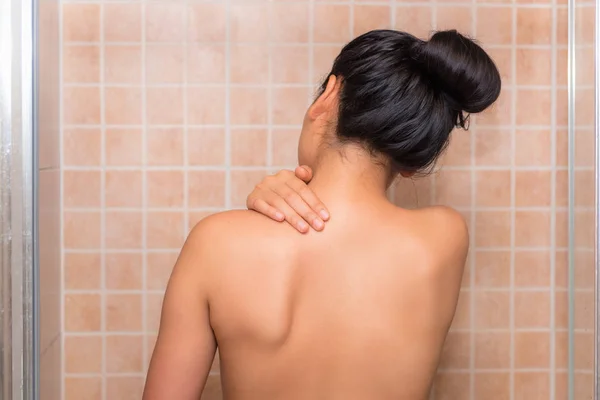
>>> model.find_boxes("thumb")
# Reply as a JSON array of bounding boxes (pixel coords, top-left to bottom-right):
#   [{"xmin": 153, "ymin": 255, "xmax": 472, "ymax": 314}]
[{"xmin": 295, "ymin": 165, "xmax": 313, "ymax": 182}]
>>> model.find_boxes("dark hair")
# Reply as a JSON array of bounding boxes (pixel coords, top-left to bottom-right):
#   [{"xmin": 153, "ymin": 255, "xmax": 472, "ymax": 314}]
[{"xmin": 321, "ymin": 29, "xmax": 501, "ymax": 173}]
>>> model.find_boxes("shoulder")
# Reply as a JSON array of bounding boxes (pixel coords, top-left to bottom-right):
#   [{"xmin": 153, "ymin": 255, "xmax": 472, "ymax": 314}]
[
  {"xmin": 187, "ymin": 210, "xmax": 275, "ymax": 249},
  {"xmin": 173, "ymin": 210, "xmax": 275, "ymax": 282},
  {"xmin": 185, "ymin": 209, "xmax": 295, "ymax": 263},
  {"xmin": 401, "ymin": 206, "xmax": 469, "ymax": 327},
  {"xmin": 389, "ymin": 205, "xmax": 469, "ymax": 269},
  {"xmin": 190, "ymin": 209, "xmax": 286, "ymax": 238},
  {"xmin": 190, "ymin": 209, "xmax": 258, "ymax": 235},
  {"xmin": 413, "ymin": 205, "xmax": 469, "ymax": 248}
]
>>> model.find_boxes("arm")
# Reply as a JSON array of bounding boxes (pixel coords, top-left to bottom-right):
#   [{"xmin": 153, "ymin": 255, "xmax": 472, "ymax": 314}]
[
  {"xmin": 143, "ymin": 224, "xmax": 216, "ymax": 400},
  {"xmin": 247, "ymin": 166, "xmax": 330, "ymax": 233}
]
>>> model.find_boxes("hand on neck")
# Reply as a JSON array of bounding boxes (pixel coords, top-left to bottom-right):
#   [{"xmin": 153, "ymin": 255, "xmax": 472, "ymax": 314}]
[{"xmin": 307, "ymin": 143, "xmax": 393, "ymax": 205}]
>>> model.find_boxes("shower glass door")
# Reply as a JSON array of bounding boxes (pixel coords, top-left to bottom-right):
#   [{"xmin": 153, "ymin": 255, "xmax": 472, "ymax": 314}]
[{"xmin": 0, "ymin": 0, "xmax": 37, "ymax": 398}]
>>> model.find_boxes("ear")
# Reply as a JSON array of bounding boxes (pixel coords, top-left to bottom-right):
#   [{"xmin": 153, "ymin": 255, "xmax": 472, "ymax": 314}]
[
  {"xmin": 308, "ymin": 75, "xmax": 339, "ymax": 120},
  {"xmin": 400, "ymin": 171, "xmax": 415, "ymax": 178}
]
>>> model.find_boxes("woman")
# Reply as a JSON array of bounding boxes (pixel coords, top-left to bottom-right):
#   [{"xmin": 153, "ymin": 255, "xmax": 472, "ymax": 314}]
[{"xmin": 143, "ymin": 29, "xmax": 500, "ymax": 400}]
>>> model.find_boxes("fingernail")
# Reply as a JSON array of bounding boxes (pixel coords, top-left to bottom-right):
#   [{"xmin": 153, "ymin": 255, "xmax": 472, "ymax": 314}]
[
  {"xmin": 275, "ymin": 212, "xmax": 284, "ymax": 220},
  {"xmin": 298, "ymin": 221, "xmax": 309, "ymax": 231},
  {"xmin": 320, "ymin": 210, "xmax": 330, "ymax": 220},
  {"xmin": 313, "ymin": 219, "xmax": 324, "ymax": 230}
]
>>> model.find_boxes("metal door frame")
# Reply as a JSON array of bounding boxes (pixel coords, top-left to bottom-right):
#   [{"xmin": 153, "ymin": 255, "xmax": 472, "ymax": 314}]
[{"xmin": 0, "ymin": 0, "xmax": 38, "ymax": 398}]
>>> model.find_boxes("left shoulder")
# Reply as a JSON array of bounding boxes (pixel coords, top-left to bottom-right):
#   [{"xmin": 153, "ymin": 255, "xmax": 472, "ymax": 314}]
[
  {"xmin": 170, "ymin": 211, "xmax": 261, "ymax": 289},
  {"xmin": 185, "ymin": 209, "xmax": 291, "ymax": 261},
  {"xmin": 189, "ymin": 209, "xmax": 279, "ymax": 243}
]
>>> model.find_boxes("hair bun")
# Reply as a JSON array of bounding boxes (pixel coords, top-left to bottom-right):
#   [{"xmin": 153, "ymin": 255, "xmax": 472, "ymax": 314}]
[{"xmin": 415, "ymin": 30, "xmax": 501, "ymax": 114}]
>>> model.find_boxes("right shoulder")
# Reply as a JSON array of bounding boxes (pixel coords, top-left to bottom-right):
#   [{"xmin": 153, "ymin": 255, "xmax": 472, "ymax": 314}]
[
  {"xmin": 395, "ymin": 205, "xmax": 469, "ymax": 329},
  {"xmin": 412, "ymin": 205, "xmax": 469, "ymax": 252},
  {"xmin": 390, "ymin": 205, "xmax": 469, "ymax": 273}
]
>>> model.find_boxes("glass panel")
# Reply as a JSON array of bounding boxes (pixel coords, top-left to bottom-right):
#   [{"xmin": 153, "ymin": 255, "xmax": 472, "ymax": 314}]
[
  {"xmin": 0, "ymin": 0, "xmax": 36, "ymax": 398},
  {"xmin": 0, "ymin": 0, "xmax": 14, "ymax": 395}
]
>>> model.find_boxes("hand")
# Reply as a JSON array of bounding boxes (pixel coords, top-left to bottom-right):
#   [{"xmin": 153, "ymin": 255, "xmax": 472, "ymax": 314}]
[{"xmin": 246, "ymin": 166, "xmax": 330, "ymax": 233}]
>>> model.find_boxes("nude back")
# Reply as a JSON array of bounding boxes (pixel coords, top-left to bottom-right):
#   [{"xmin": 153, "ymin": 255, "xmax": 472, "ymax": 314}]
[{"xmin": 207, "ymin": 204, "xmax": 466, "ymax": 400}]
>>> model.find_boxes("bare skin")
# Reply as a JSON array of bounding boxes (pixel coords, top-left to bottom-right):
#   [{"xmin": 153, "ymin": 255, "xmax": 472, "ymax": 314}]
[
  {"xmin": 143, "ymin": 76, "xmax": 469, "ymax": 400},
  {"xmin": 246, "ymin": 166, "xmax": 330, "ymax": 234}
]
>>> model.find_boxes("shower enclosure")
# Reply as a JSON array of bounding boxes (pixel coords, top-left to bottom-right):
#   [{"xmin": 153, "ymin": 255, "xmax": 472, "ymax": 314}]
[
  {"xmin": 1, "ymin": 0, "xmax": 60, "ymax": 399},
  {"xmin": 0, "ymin": 0, "xmax": 598, "ymax": 398}
]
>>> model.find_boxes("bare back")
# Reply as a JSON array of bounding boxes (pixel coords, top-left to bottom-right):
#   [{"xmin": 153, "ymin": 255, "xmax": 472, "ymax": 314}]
[{"xmin": 205, "ymin": 201, "xmax": 468, "ymax": 400}]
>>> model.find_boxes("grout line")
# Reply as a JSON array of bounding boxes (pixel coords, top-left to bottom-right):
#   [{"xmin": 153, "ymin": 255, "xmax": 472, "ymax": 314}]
[
  {"xmin": 140, "ymin": 1, "xmax": 149, "ymax": 379},
  {"xmin": 431, "ymin": 0, "xmax": 437, "ymax": 32},
  {"xmin": 509, "ymin": 1, "xmax": 517, "ymax": 398},
  {"xmin": 98, "ymin": 4, "xmax": 107, "ymax": 399},
  {"xmin": 59, "ymin": 1, "xmax": 65, "ymax": 398},
  {"xmin": 350, "ymin": 0, "xmax": 355, "ymax": 38},
  {"xmin": 267, "ymin": 3, "xmax": 273, "ymax": 168},
  {"xmin": 549, "ymin": 0, "xmax": 558, "ymax": 396},
  {"xmin": 225, "ymin": 0, "xmax": 232, "ymax": 209},
  {"xmin": 64, "ymin": 82, "xmax": 314, "ymax": 89},
  {"xmin": 183, "ymin": 2, "xmax": 190, "ymax": 234},
  {"xmin": 308, "ymin": 0, "xmax": 315, "ymax": 89},
  {"xmin": 306, "ymin": 0, "xmax": 315, "ymax": 174}
]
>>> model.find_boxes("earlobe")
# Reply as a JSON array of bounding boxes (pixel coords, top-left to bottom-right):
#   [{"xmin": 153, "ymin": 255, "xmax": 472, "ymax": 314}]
[{"xmin": 307, "ymin": 102, "xmax": 320, "ymax": 120}]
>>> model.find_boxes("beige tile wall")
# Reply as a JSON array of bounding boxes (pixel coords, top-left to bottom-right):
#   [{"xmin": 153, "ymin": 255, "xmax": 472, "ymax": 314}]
[{"xmin": 60, "ymin": 0, "xmax": 588, "ymax": 399}]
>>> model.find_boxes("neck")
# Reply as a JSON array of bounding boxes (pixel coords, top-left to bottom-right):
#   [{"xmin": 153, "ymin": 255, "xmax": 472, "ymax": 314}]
[{"xmin": 307, "ymin": 145, "xmax": 392, "ymax": 205}]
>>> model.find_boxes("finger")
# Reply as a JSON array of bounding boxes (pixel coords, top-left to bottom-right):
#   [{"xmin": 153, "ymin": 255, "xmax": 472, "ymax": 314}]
[
  {"xmin": 286, "ymin": 179, "xmax": 330, "ymax": 221},
  {"xmin": 300, "ymin": 165, "xmax": 313, "ymax": 176},
  {"xmin": 249, "ymin": 192, "xmax": 307, "ymax": 232},
  {"xmin": 295, "ymin": 166, "xmax": 313, "ymax": 182},
  {"xmin": 272, "ymin": 185, "xmax": 325, "ymax": 231},
  {"xmin": 268, "ymin": 196, "xmax": 311, "ymax": 233},
  {"xmin": 249, "ymin": 198, "xmax": 285, "ymax": 222},
  {"xmin": 275, "ymin": 169, "xmax": 295, "ymax": 180}
]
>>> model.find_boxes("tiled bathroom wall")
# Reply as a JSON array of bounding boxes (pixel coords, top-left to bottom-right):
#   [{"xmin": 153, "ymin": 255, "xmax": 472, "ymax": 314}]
[
  {"xmin": 393, "ymin": 1, "xmax": 579, "ymax": 399},
  {"xmin": 571, "ymin": 1, "xmax": 596, "ymax": 398},
  {"xmin": 61, "ymin": 0, "xmax": 579, "ymax": 399}
]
